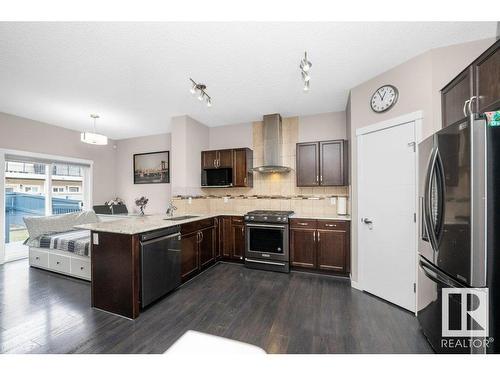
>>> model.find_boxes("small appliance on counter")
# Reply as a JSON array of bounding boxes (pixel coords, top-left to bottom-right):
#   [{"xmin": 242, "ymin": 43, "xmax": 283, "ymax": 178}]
[
  {"xmin": 244, "ymin": 210, "xmax": 294, "ymax": 273},
  {"xmin": 337, "ymin": 196, "xmax": 348, "ymax": 216}
]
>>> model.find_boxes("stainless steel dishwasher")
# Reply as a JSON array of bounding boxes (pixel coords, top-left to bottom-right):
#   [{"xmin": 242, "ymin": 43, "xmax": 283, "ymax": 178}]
[{"xmin": 140, "ymin": 225, "xmax": 181, "ymax": 308}]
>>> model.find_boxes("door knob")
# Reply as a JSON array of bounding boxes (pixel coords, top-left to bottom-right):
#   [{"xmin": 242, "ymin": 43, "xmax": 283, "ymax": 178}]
[{"xmin": 362, "ymin": 218, "xmax": 374, "ymax": 230}]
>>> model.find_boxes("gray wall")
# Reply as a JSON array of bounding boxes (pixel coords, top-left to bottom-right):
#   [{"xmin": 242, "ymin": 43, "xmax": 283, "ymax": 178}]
[
  {"xmin": 114, "ymin": 133, "xmax": 171, "ymax": 215},
  {"xmin": 0, "ymin": 112, "xmax": 117, "ymax": 205}
]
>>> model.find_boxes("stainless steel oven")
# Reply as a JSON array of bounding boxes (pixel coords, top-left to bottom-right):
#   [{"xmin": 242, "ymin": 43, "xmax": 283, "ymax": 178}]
[{"xmin": 244, "ymin": 210, "xmax": 293, "ymax": 273}]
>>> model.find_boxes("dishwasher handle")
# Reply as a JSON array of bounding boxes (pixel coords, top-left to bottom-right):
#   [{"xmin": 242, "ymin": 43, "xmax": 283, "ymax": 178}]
[{"xmin": 140, "ymin": 232, "xmax": 181, "ymax": 246}]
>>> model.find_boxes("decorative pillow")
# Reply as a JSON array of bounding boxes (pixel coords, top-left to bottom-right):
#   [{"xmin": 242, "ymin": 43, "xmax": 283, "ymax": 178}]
[{"xmin": 23, "ymin": 211, "xmax": 99, "ymax": 242}]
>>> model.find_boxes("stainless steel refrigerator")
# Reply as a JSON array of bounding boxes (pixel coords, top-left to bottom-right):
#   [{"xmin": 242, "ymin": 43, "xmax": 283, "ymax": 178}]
[{"xmin": 417, "ymin": 116, "xmax": 500, "ymax": 353}]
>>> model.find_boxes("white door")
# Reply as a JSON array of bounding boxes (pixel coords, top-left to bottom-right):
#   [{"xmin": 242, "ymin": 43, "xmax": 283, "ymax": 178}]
[{"xmin": 358, "ymin": 120, "xmax": 417, "ymax": 312}]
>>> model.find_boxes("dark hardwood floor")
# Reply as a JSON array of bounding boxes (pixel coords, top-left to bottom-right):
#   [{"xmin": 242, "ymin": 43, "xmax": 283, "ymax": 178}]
[{"xmin": 0, "ymin": 259, "xmax": 432, "ymax": 354}]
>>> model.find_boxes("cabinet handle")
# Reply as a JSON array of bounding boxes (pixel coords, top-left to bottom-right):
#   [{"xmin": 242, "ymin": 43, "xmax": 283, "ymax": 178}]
[
  {"xmin": 316, "ymin": 175, "xmax": 319, "ymax": 183},
  {"xmin": 468, "ymin": 96, "xmax": 477, "ymax": 116},
  {"xmin": 317, "ymin": 231, "xmax": 320, "ymax": 242},
  {"xmin": 213, "ymin": 159, "xmax": 216, "ymax": 168},
  {"xmin": 313, "ymin": 231, "xmax": 316, "ymax": 242},
  {"xmin": 201, "ymin": 231, "xmax": 204, "ymax": 241},
  {"xmin": 297, "ymin": 222, "xmax": 308, "ymax": 226},
  {"xmin": 325, "ymin": 224, "xmax": 337, "ymax": 227},
  {"xmin": 463, "ymin": 99, "xmax": 471, "ymax": 117},
  {"xmin": 80, "ymin": 266, "xmax": 84, "ymax": 270},
  {"xmin": 244, "ymin": 177, "xmax": 247, "ymax": 185},
  {"xmin": 241, "ymin": 226, "xmax": 244, "ymax": 235}
]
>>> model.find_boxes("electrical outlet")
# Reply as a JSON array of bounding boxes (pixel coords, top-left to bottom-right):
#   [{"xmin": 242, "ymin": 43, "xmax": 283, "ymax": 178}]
[
  {"xmin": 330, "ymin": 197, "xmax": 337, "ymax": 205},
  {"xmin": 223, "ymin": 197, "xmax": 229, "ymax": 203},
  {"xmin": 188, "ymin": 197, "xmax": 192, "ymax": 205}
]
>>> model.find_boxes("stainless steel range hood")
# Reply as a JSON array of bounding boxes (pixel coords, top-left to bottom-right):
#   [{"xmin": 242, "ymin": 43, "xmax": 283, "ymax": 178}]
[{"xmin": 252, "ymin": 113, "xmax": 291, "ymax": 173}]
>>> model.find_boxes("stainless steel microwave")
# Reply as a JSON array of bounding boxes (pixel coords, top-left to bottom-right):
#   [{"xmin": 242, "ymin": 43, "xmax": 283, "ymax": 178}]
[{"xmin": 201, "ymin": 168, "xmax": 233, "ymax": 187}]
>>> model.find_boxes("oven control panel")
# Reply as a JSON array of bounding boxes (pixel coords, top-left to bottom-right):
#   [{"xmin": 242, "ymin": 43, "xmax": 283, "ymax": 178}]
[{"xmin": 244, "ymin": 215, "xmax": 289, "ymax": 223}]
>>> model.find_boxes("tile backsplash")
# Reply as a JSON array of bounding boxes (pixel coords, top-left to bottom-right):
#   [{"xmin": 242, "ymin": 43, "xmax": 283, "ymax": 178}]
[{"xmin": 174, "ymin": 116, "xmax": 350, "ymax": 216}]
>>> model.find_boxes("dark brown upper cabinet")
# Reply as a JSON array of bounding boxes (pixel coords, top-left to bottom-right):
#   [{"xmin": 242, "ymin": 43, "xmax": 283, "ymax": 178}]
[
  {"xmin": 218, "ymin": 150, "xmax": 233, "ymax": 168},
  {"xmin": 201, "ymin": 150, "xmax": 219, "ymax": 169},
  {"xmin": 202, "ymin": 149, "xmax": 233, "ymax": 169},
  {"xmin": 441, "ymin": 67, "xmax": 474, "ymax": 129},
  {"xmin": 296, "ymin": 140, "xmax": 348, "ymax": 187},
  {"xmin": 442, "ymin": 39, "xmax": 500, "ymax": 128},
  {"xmin": 232, "ymin": 148, "xmax": 253, "ymax": 187},
  {"xmin": 201, "ymin": 147, "xmax": 253, "ymax": 187},
  {"xmin": 473, "ymin": 40, "xmax": 500, "ymax": 114},
  {"xmin": 296, "ymin": 142, "xmax": 319, "ymax": 186}
]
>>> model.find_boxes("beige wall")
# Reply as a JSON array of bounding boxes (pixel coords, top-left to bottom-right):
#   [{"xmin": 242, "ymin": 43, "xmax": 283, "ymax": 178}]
[
  {"xmin": 114, "ymin": 133, "xmax": 171, "ymax": 215},
  {"xmin": 298, "ymin": 112, "xmax": 347, "ymax": 142},
  {"xmin": 209, "ymin": 122, "xmax": 253, "ymax": 150},
  {"xmin": 348, "ymin": 37, "xmax": 495, "ymax": 283},
  {"xmin": 0, "ymin": 112, "xmax": 116, "ymax": 205},
  {"xmin": 171, "ymin": 115, "xmax": 210, "ymax": 196}
]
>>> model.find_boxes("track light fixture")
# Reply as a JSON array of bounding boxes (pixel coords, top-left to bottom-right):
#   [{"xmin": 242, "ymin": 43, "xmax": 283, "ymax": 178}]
[
  {"xmin": 300, "ymin": 52, "xmax": 312, "ymax": 92},
  {"xmin": 189, "ymin": 78, "xmax": 213, "ymax": 107}
]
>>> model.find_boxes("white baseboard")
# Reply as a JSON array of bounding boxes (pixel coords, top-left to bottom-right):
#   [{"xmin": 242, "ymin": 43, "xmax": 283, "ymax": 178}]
[{"xmin": 350, "ymin": 280, "xmax": 363, "ymax": 291}]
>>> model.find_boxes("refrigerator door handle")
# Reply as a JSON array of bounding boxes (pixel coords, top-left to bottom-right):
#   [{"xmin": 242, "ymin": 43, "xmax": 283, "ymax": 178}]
[
  {"xmin": 434, "ymin": 149, "xmax": 446, "ymax": 243},
  {"xmin": 424, "ymin": 148, "xmax": 439, "ymax": 253},
  {"xmin": 419, "ymin": 257, "xmax": 464, "ymax": 288}
]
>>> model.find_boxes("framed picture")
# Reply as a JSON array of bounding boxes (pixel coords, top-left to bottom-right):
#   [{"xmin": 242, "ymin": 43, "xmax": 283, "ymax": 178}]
[{"xmin": 133, "ymin": 151, "xmax": 170, "ymax": 184}]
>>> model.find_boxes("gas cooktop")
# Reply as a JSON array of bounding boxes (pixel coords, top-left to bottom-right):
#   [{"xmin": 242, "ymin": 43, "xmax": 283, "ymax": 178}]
[{"xmin": 244, "ymin": 210, "xmax": 294, "ymax": 223}]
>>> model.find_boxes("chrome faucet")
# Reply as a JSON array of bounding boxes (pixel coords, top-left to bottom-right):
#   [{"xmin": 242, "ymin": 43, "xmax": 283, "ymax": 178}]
[{"xmin": 166, "ymin": 201, "xmax": 177, "ymax": 217}]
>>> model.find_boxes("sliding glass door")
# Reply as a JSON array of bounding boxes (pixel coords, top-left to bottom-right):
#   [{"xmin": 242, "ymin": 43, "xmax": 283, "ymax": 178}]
[{"xmin": 3, "ymin": 158, "xmax": 90, "ymax": 263}]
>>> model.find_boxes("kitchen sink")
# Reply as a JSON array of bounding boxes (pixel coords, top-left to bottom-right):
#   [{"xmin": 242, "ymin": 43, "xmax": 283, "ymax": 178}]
[{"xmin": 164, "ymin": 215, "xmax": 199, "ymax": 221}]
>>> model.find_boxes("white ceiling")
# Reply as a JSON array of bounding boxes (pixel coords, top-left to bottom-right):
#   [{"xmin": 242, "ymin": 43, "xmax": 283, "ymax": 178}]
[{"xmin": 0, "ymin": 22, "xmax": 496, "ymax": 139}]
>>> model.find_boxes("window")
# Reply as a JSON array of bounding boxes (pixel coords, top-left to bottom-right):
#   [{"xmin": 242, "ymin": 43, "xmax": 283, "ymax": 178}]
[
  {"xmin": 68, "ymin": 186, "xmax": 79, "ymax": 193},
  {"xmin": 24, "ymin": 186, "xmax": 39, "ymax": 193}
]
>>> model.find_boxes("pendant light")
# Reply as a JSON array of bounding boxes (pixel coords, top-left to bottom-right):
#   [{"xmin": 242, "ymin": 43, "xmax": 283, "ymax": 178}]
[{"xmin": 80, "ymin": 114, "xmax": 108, "ymax": 145}]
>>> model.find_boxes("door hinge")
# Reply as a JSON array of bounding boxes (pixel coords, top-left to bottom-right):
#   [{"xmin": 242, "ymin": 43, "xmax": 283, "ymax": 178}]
[
  {"xmin": 408, "ymin": 141, "xmax": 416, "ymax": 152},
  {"xmin": 413, "ymin": 213, "xmax": 416, "ymax": 222},
  {"xmin": 413, "ymin": 283, "xmax": 416, "ymax": 293}
]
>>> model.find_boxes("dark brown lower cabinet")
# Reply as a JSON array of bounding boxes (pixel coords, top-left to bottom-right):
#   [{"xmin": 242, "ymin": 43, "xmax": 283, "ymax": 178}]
[
  {"xmin": 290, "ymin": 219, "xmax": 350, "ymax": 275},
  {"xmin": 317, "ymin": 229, "xmax": 348, "ymax": 272},
  {"xmin": 290, "ymin": 228, "xmax": 317, "ymax": 269},
  {"xmin": 181, "ymin": 231, "xmax": 200, "ymax": 281},
  {"xmin": 218, "ymin": 216, "xmax": 245, "ymax": 262},
  {"xmin": 181, "ymin": 222, "xmax": 216, "ymax": 282}
]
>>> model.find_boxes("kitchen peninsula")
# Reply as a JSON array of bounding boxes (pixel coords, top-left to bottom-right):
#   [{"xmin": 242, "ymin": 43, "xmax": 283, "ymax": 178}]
[{"xmin": 78, "ymin": 212, "xmax": 350, "ymax": 319}]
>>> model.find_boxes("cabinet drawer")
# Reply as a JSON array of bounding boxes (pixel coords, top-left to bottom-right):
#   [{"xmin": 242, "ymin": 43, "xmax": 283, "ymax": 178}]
[
  {"xmin": 231, "ymin": 216, "xmax": 244, "ymax": 225},
  {"xmin": 181, "ymin": 218, "xmax": 214, "ymax": 234},
  {"xmin": 71, "ymin": 258, "xmax": 91, "ymax": 279},
  {"xmin": 29, "ymin": 249, "xmax": 49, "ymax": 268},
  {"xmin": 317, "ymin": 220, "xmax": 348, "ymax": 230},
  {"xmin": 290, "ymin": 219, "xmax": 317, "ymax": 229},
  {"xmin": 49, "ymin": 253, "xmax": 71, "ymax": 274}
]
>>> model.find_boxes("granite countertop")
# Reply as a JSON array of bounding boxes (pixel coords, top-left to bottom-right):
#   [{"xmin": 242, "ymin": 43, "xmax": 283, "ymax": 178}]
[
  {"xmin": 76, "ymin": 212, "xmax": 351, "ymax": 235},
  {"xmin": 290, "ymin": 213, "xmax": 351, "ymax": 221},
  {"xmin": 75, "ymin": 213, "xmax": 220, "ymax": 235}
]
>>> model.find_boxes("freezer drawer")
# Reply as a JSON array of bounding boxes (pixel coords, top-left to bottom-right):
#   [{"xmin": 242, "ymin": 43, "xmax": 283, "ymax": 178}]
[{"xmin": 417, "ymin": 255, "xmax": 478, "ymax": 354}]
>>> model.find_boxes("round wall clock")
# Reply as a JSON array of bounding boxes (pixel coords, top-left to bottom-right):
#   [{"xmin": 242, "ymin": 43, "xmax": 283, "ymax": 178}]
[{"xmin": 370, "ymin": 84, "xmax": 399, "ymax": 113}]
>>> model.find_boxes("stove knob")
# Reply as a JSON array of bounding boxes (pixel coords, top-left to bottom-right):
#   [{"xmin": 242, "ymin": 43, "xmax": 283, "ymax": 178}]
[
  {"xmin": 244, "ymin": 216, "xmax": 249, "ymax": 220},
  {"xmin": 263, "ymin": 216, "xmax": 268, "ymax": 220},
  {"xmin": 277, "ymin": 217, "xmax": 282, "ymax": 221},
  {"xmin": 250, "ymin": 216, "xmax": 254, "ymax": 220}
]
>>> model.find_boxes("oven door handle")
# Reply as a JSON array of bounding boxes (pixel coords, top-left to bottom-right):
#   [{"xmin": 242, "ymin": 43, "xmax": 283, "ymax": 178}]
[
  {"xmin": 245, "ymin": 223, "xmax": 287, "ymax": 229},
  {"xmin": 245, "ymin": 258, "xmax": 286, "ymax": 267}
]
